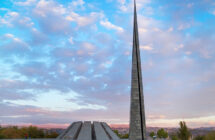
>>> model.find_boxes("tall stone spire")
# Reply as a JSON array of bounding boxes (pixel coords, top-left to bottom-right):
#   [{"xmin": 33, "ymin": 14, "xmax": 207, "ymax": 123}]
[{"xmin": 129, "ymin": 0, "xmax": 146, "ymax": 140}]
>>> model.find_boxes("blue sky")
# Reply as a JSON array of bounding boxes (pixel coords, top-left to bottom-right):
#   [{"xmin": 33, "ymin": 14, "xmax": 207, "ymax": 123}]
[{"xmin": 0, "ymin": 0, "xmax": 215, "ymax": 128}]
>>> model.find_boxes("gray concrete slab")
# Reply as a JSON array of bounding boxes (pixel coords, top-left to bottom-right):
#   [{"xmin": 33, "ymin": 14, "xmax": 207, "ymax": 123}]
[
  {"xmin": 64, "ymin": 121, "xmax": 82, "ymax": 139},
  {"xmin": 93, "ymin": 121, "xmax": 110, "ymax": 140},
  {"xmin": 77, "ymin": 121, "xmax": 92, "ymax": 140},
  {"xmin": 101, "ymin": 122, "xmax": 119, "ymax": 140},
  {"xmin": 57, "ymin": 123, "xmax": 73, "ymax": 139},
  {"xmin": 58, "ymin": 121, "xmax": 120, "ymax": 140}
]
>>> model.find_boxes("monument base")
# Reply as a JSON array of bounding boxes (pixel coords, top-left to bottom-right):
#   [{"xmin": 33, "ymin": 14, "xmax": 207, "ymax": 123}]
[{"xmin": 57, "ymin": 121, "xmax": 120, "ymax": 140}]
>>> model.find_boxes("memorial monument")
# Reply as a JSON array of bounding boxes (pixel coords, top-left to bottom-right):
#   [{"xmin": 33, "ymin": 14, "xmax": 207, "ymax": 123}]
[
  {"xmin": 58, "ymin": 0, "xmax": 146, "ymax": 140},
  {"xmin": 129, "ymin": 0, "xmax": 147, "ymax": 140}
]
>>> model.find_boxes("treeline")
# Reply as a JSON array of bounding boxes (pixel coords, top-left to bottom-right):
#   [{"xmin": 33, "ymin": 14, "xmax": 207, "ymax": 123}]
[
  {"xmin": 0, "ymin": 125, "xmax": 59, "ymax": 139},
  {"xmin": 113, "ymin": 129, "xmax": 129, "ymax": 139},
  {"xmin": 113, "ymin": 121, "xmax": 215, "ymax": 140},
  {"xmin": 149, "ymin": 121, "xmax": 215, "ymax": 140}
]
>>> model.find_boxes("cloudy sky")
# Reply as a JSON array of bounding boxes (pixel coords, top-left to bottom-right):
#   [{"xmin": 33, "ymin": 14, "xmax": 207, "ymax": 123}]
[{"xmin": 0, "ymin": 0, "xmax": 215, "ymax": 128}]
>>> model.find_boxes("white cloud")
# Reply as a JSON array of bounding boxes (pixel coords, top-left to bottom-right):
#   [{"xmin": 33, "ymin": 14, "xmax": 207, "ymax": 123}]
[
  {"xmin": 66, "ymin": 12, "xmax": 103, "ymax": 27},
  {"xmin": 174, "ymin": 44, "xmax": 184, "ymax": 51},
  {"xmin": 76, "ymin": 42, "xmax": 96, "ymax": 56},
  {"xmin": 177, "ymin": 23, "xmax": 191, "ymax": 30},
  {"xmin": 82, "ymin": 42, "xmax": 95, "ymax": 51},
  {"xmin": 0, "ymin": 33, "xmax": 29, "ymax": 52},
  {"xmin": 8, "ymin": 12, "xmax": 19, "ymax": 17},
  {"xmin": 168, "ymin": 27, "xmax": 174, "ymax": 32},
  {"xmin": 18, "ymin": 17, "xmax": 34, "ymax": 27},
  {"xmin": 4, "ymin": 33, "xmax": 24, "ymax": 43},
  {"xmin": 212, "ymin": 10, "xmax": 215, "ymax": 15},
  {"xmin": 68, "ymin": 37, "xmax": 74, "ymax": 44},
  {"xmin": 0, "ymin": 17, "xmax": 10, "ymax": 26},
  {"xmin": 139, "ymin": 28, "xmax": 147, "ymax": 33},
  {"xmin": 0, "ymin": 8, "xmax": 9, "ymax": 11},
  {"xmin": 117, "ymin": 0, "xmax": 151, "ymax": 12},
  {"xmin": 0, "ymin": 11, "xmax": 34, "ymax": 28},
  {"xmin": 117, "ymin": 0, "xmax": 126, "ymax": 5},
  {"xmin": 147, "ymin": 115, "xmax": 215, "ymax": 128},
  {"xmin": 32, "ymin": 0, "xmax": 73, "ymax": 34},
  {"xmin": 34, "ymin": 0, "xmax": 66, "ymax": 17},
  {"xmin": 100, "ymin": 19, "xmax": 124, "ymax": 32},
  {"xmin": 4, "ymin": 33, "xmax": 14, "ymax": 38},
  {"xmin": 137, "ymin": 15, "xmax": 183, "ymax": 55},
  {"xmin": 71, "ymin": 0, "xmax": 85, "ymax": 7},
  {"xmin": 140, "ymin": 45, "xmax": 153, "ymax": 51},
  {"xmin": 15, "ymin": 0, "xmax": 37, "ymax": 6},
  {"xmin": 4, "ymin": 90, "xmax": 107, "ymax": 112}
]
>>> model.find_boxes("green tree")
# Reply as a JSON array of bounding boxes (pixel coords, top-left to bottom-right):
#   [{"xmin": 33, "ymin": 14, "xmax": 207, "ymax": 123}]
[
  {"xmin": 0, "ymin": 127, "xmax": 5, "ymax": 139},
  {"xmin": 0, "ymin": 126, "xmax": 22, "ymax": 138},
  {"xmin": 113, "ymin": 130, "xmax": 128, "ymax": 139},
  {"xmin": 149, "ymin": 131, "xmax": 156, "ymax": 139},
  {"xmin": 177, "ymin": 121, "xmax": 191, "ymax": 140},
  {"xmin": 113, "ymin": 130, "xmax": 120, "ymax": 137},
  {"xmin": 120, "ymin": 133, "xmax": 129, "ymax": 139},
  {"xmin": 0, "ymin": 126, "xmax": 61, "ymax": 139},
  {"xmin": 193, "ymin": 135, "xmax": 204, "ymax": 140},
  {"xmin": 171, "ymin": 135, "xmax": 179, "ymax": 140},
  {"xmin": 157, "ymin": 128, "xmax": 168, "ymax": 139},
  {"xmin": 27, "ymin": 126, "xmax": 44, "ymax": 138},
  {"xmin": 0, "ymin": 126, "xmax": 4, "ymax": 139},
  {"xmin": 45, "ymin": 131, "xmax": 59, "ymax": 138}
]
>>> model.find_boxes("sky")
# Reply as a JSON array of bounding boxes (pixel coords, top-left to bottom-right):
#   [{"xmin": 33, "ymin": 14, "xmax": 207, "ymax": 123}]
[{"xmin": 0, "ymin": 0, "xmax": 215, "ymax": 128}]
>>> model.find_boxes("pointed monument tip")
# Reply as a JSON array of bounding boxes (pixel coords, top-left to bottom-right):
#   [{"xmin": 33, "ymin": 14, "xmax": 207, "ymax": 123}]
[{"xmin": 134, "ymin": 0, "xmax": 137, "ymax": 14}]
